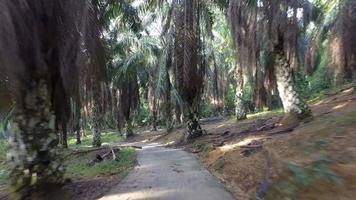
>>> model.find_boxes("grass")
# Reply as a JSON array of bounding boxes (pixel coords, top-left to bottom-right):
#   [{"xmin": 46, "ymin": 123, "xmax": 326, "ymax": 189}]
[
  {"xmin": 68, "ymin": 130, "xmax": 124, "ymax": 150},
  {"xmin": 65, "ymin": 147, "xmax": 136, "ymax": 179},
  {"xmin": 0, "ymin": 140, "xmax": 9, "ymax": 186},
  {"xmin": 0, "ymin": 130, "xmax": 132, "ymax": 187},
  {"xmin": 247, "ymin": 109, "xmax": 284, "ymax": 120},
  {"xmin": 307, "ymin": 83, "xmax": 354, "ymax": 105}
]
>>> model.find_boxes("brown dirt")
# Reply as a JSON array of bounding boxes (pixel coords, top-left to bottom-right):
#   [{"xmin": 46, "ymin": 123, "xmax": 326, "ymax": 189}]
[
  {"xmin": 142, "ymin": 86, "xmax": 356, "ymax": 200},
  {"xmin": 60, "ymin": 176, "xmax": 124, "ymax": 200}
]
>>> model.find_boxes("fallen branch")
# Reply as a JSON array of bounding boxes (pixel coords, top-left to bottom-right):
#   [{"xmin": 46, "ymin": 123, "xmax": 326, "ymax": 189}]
[
  {"xmin": 111, "ymin": 148, "xmax": 116, "ymax": 161},
  {"xmin": 256, "ymin": 123, "xmax": 275, "ymax": 131},
  {"xmin": 87, "ymin": 147, "xmax": 121, "ymax": 167},
  {"xmin": 129, "ymin": 145, "xmax": 143, "ymax": 149},
  {"xmin": 240, "ymin": 144, "xmax": 262, "ymax": 149},
  {"xmin": 71, "ymin": 146, "xmax": 108, "ymax": 156},
  {"xmin": 256, "ymin": 151, "xmax": 270, "ymax": 199},
  {"xmin": 267, "ymin": 127, "xmax": 294, "ymax": 135}
]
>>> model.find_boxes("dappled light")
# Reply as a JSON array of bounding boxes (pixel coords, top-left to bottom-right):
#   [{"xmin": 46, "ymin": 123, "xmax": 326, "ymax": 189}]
[
  {"xmin": 219, "ymin": 136, "xmax": 265, "ymax": 152},
  {"xmin": 101, "ymin": 189, "xmax": 175, "ymax": 200},
  {"xmin": 332, "ymin": 102, "xmax": 349, "ymax": 110},
  {"xmin": 0, "ymin": 0, "xmax": 355, "ymax": 199}
]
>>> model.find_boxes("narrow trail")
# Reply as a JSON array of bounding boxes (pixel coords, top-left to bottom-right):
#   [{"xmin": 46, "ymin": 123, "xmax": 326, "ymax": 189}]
[{"xmin": 99, "ymin": 143, "xmax": 235, "ymax": 200}]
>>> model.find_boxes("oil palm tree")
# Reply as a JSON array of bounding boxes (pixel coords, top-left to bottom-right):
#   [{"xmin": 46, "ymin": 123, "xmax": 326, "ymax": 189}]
[
  {"xmin": 229, "ymin": 0, "xmax": 312, "ymax": 122},
  {"xmin": 0, "ymin": 0, "xmax": 105, "ymax": 198},
  {"xmin": 173, "ymin": 0, "xmax": 206, "ymax": 139}
]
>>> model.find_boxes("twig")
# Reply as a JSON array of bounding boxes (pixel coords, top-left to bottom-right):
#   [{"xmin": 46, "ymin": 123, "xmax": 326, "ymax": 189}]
[
  {"xmin": 111, "ymin": 148, "xmax": 116, "ymax": 160},
  {"xmin": 240, "ymin": 144, "xmax": 262, "ymax": 149},
  {"xmin": 257, "ymin": 151, "xmax": 270, "ymax": 199}
]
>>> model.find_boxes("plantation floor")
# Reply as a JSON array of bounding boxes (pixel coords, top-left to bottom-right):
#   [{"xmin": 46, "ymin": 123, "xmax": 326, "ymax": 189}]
[
  {"xmin": 129, "ymin": 85, "xmax": 356, "ymax": 200},
  {"xmin": 0, "ymin": 132, "xmax": 136, "ymax": 200},
  {"xmin": 99, "ymin": 143, "xmax": 235, "ymax": 200}
]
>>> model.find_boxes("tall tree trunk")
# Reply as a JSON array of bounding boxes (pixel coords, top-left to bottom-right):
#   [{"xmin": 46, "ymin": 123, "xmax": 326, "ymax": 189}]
[
  {"xmin": 74, "ymin": 104, "xmax": 81, "ymax": 145},
  {"xmin": 148, "ymin": 68, "xmax": 158, "ymax": 131},
  {"xmin": 254, "ymin": 62, "xmax": 267, "ymax": 111},
  {"xmin": 9, "ymin": 80, "xmax": 64, "ymax": 199},
  {"xmin": 92, "ymin": 85, "xmax": 101, "ymax": 147},
  {"xmin": 165, "ymin": 72, "xmax": 173, "ymax": 131},
  {"xmin": 275, "ymin": 53, "xmax": 311, "ymax": 118},
  {"xmin": 212, "ymin": 52, "xmax": 222, "ymax": 113},
  {"xmin": 186, "ymin": 109, "xmax": 203, "ymax": 140},
  {"xmin": 61, "ymin": 121, "xmax": 68, "ymax": 148},
  {"xmin": 126, "ymin": 118, "xmax": 134, "ymax": 138},
  {"xmin": 151, "ymin": 101, "xmax": 158, "ymax": 131},
  {"xmin": 235, "ymin": 65, "xmax": 247, "ymax": 120},
  {"xmin": 112, "ymin": 88, "xmax": 123, "ymax": 135},
  {"xmin": 175, "ymin": 103, "xmax": 182, "ymax": 125}
]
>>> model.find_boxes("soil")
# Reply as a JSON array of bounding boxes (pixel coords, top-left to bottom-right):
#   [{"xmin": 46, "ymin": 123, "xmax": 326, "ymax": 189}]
[{"xmin": 140, "ymin": 85, "xmax": 356, "ymax": 200}]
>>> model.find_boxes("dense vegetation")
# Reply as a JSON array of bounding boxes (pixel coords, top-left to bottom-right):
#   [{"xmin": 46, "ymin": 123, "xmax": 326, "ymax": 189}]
[{"xmin": 0, "ymin": 0, "xmax": 355, "ymax": 199}]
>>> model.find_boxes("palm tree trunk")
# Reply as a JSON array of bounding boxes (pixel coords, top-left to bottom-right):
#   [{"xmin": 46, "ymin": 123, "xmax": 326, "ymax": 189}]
[
  {"xmin": 212, "ymin": 52, "xmax": 222, "ymax": 113},
  {"xmin": 9, "ymin": 80, "xmax": 64, "ymax": 198},
  {"xmin": 126, "ymin": 118, "xmax": 134, "ymax": 138},
  {"xmin": 61, "ymin": 121, "xmax": 68, "ymax": 148},
  {"xmin": 275, "ymin": 54, "xmax": 311, "ymax": 118},
  {"xmin": 175, "ymin": 104, "xmax": 182, "ymax": 125},
  {"xmin": 92, "ymin": 88, "xmax": 101, "ymax": 147},
  {"xmin": 151, "ymin": 101, "xmax": 158, "ymax": 131},
  {"xmin": 235, "ymin": 65, "xmax": 247, "ymax": 120},
  {"xmin": 75, "ymin": 105, "xmax": 81, "ymax": 145},
  {"xmin": 165, "ymin": 73, "xmax": 173, "ymax": 131},
  {"xmin": 186, "ymin": 109, "xmax": 203, "ymax": 140}
]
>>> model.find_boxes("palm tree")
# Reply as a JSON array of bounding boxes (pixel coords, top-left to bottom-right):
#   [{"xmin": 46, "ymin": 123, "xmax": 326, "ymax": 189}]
[
  {"xmin": 110, "ymin": 27, "xmax": 161, "ymax": 136},
  {"xmin": 0, "ymin": 0, "xmax": 105, "ymax": 198},
  {"xmin": 173, "ymin": 0, "xmax": 206, "ymax": 139},
  {"xmin": 228, "ymin": 0, "xmax": 250, "ymax": 120},
  {"xmin": 229, "ymin": 0, "xmax": 312, "ymax": 122},
  {"xmin": 329, "ymin": 0, "xmax": 356, "ymax": 84}
]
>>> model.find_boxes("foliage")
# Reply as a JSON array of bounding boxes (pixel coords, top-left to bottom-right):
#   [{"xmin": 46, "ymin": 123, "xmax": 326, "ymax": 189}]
[
  {"xmin": 0, "ymin": 140, "xmax": 9, "ymax": 185},
  {"xmin": 133, "ymin": 99, "xmax": 151, "ymax": 127},
  {"xmin": 68, "ymin": 131, "xmax": 124, "ymax": 149}
]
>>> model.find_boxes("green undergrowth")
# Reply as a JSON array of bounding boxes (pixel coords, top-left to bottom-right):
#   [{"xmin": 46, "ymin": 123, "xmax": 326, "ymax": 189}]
[
  {"xmin": 0, "ymin": 140, "xmax": 9, "ymax": 185},
  {"xmin": 65, "ymin": 147, "xmax": 136, "ymax": 179},
  {"xmin": 0, "ymin": 131, "xmax": 127, "ymax": 186},
  {"xmin": 68, "ymin": 131, "xmax": 124, "ymax": 150},
  {"xmin": 247, "ymin": 109, "xmax": 284, "ymax": 120},
  {"xmin": 307, "ymin": 84, "xmax": 354, "ymax": 105},
  {"xmin": 192, "ymin": 142, "xmax": 215, "ymax": 159}
]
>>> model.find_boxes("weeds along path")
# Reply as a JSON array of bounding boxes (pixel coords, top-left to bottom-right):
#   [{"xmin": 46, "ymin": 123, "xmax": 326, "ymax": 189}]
[{"xmin": 99, "ymin": 143, "xmax": 235, "ymax": 200}]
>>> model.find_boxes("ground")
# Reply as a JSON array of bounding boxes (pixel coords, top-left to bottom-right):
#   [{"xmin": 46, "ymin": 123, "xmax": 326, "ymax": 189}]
[
  {"xmin": 99, "ymin": 143, "xmax": 235, "ymax": 200},
  {"xmin": 0, "ymin": 86, "xmax": 355, "ymax": 200},
  {"xmin": 0, "ymin": 131, "xmax": 137, "ymax": 200},
  {"xmin": 132, "ymin": 85, "xmax": 356, "ymax": 200}
]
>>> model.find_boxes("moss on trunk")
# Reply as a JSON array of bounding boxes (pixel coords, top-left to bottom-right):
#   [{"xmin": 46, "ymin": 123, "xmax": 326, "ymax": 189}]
[
  {"xmin": 8, "ymin": 80, "xmax": 64, "ymax": 199},
  {"xmin": 275, "ymin": 54, "xmax": 311, "ymax": 119},
  {"xmin": 186, "ymin": 111, "xmax": 203, "ymax": 140}
]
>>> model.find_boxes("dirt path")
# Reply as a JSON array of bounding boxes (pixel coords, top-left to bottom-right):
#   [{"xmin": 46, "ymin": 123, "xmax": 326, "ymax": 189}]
[{"xmin": 99, "ymin": 143, "xmax": 235, "ymax": 200}]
